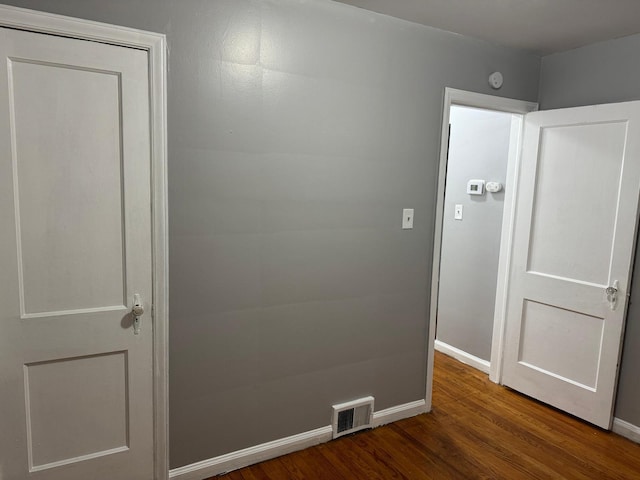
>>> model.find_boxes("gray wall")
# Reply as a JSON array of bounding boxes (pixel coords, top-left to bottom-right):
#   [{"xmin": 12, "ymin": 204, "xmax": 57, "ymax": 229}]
[
  {"xmin": 437, "ymin": 106, "xmax": 513, "ymax": 361},
  {"xmin": 2, "ymin": 0, "xmax": 540, "ymax": 469},
  {"xmin": 539, "ymin": 34, "xmax": 640, "ymax": 427},
  {"xmin": 539, "ymin": 33, "xmax": 640, "ymax": 109}
]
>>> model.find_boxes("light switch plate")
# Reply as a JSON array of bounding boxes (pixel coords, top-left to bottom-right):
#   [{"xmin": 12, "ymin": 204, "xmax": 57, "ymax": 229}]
[
  {"xmin": 402, "ymin": 208, "xmax": 414, "ymax": 229},
  {"xmin": 454, "ymin": 204, "xmax": 463, "ymax": 220}
]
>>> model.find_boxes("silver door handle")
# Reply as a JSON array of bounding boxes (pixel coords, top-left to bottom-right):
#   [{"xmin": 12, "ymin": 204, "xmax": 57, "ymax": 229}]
[
  {"xmin": 132, "ymin": 293, "xmax": 145, "ymax": 335},
  {"xmin": 606, "ymin": 281, "xmax": 619, "ymax": 311}
]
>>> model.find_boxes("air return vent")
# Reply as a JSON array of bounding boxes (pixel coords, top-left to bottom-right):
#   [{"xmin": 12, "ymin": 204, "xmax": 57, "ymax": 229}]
[{"xmin": 331, "ymin": 396, "xmax": 374, "ymax": 439}]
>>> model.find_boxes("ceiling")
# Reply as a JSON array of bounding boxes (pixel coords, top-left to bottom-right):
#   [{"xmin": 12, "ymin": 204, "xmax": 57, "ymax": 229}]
[{"xmin": 332, "ymin": 0, "xmax": 640, "ymax": 55}]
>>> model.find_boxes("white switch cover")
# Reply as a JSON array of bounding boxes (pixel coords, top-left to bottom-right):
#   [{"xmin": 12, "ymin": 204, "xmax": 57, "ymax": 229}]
[
  {"xmin": 454, "ymin": 204, "xmax": 463, "ymax": 220},
  {"xmin": 402, "ymin": 208, "xmax": 414, "ymax": 229}
]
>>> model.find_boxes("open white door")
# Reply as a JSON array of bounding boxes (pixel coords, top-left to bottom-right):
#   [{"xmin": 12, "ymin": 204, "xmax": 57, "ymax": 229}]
[
  {"xmin": 0, "ymin": 27, "xmax": 154, "ymax": 479},
  {"xmin": 502, "ymin": 101, "xmax": 640, "ymax": 429}
]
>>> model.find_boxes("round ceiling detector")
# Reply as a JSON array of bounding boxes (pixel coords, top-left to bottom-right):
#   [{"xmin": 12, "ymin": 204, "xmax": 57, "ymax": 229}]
[{"xmin": 489, "ymin": 71, "xmax": 503, "ymax": 89}]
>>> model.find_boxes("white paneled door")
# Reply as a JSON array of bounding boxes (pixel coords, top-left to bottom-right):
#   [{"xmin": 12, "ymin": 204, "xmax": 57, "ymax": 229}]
[
  {"xmin": 0, "ymin": 27, "xmax": 154, "ymax": 479},
  {"xmin": 502, "ymin": 101, "xmax": 640, "ymax": 428}
]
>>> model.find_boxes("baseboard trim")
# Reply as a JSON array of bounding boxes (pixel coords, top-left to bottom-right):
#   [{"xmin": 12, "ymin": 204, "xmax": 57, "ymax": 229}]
[
  {"xmin": 169, "ymin": 426, "xmax": 333, "ymax": 480},
  {"xmin": 435, "ymin": 340, "xmax": 490, "ymax": 374},
  {"xmin": 612, "ymin": 417, "xmax": 640, "ymax": 444},
  {"xmin": 169, "ymin": 399, "xmax": 427, "ymax": 480},
  {"xmin": 373, "ymin": 399, "xmax": 427, "ymax": 427}
]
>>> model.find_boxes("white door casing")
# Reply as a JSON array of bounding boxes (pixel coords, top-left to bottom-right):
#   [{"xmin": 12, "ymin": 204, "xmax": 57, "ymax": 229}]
[
  {"xmin": 502, "ymin": 101, "xmax": 640, "ymax": 429},
  {"xmin": 0, "ymin": 20, "xmax": 164, "ymax": 480}
]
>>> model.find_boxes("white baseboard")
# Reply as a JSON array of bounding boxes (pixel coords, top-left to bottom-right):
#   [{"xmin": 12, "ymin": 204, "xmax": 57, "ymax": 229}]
[
  {"xmin": 169, "ymin": 426, "xmax": 333, "ymax": 480},
  {"xmin": 373, "ymin": 399, "xmax": 427, "ymax": 427},
  {"xmin": 435, "ymin": 340, "xmax": 490, "ymax": 374},
  {"xmin": 612, "ymin": 417, "xmax": 640, "ymax": 444},
  {"xmin": 169, "ymin": 399, "xmax": 427, "ymax": 480}
]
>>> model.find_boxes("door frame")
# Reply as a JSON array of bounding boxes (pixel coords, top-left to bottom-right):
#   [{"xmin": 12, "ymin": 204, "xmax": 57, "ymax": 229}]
[
  {"xmin": 0, "ymin": 4, "xmax": 169, "ymax": 479},
  {"xmin": 425, "ymin": 88, "xmax": 537, "ymax": 411}
]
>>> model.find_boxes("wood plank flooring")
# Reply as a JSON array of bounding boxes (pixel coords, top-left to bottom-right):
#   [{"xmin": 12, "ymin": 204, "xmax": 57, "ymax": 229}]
[{"xmin": 213, "ymin": 352, "xmax": 640, "ymax": 479}]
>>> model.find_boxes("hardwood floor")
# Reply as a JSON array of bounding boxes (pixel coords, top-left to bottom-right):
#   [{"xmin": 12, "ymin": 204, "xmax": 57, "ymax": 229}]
[{"xmin": 213, "ymin": 352, "xmax": 640, "ymax": 479}]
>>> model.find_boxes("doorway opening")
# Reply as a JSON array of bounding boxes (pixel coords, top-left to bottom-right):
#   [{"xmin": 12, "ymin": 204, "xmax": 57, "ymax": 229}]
[
  {"xmin": 425, "ymin": 88, "xmax": 538, "ymax": 409},
  {"xmin": 435, "ymin": 105, "xmax": 516, "ymax": 374}
]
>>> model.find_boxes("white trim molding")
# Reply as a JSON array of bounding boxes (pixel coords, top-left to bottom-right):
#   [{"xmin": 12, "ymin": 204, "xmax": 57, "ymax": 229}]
[
  {"xmin": 426, "ymin": 88, "xmax": 538, "ymax": 412},
  {"xmin": 0, "ymin": 5, "xmax": 169, "ymax": 480},
  {"xmin": 169, "ymin": 427, "xmax": 333, "ymax": 480},
  {"xmin": 488, "ymin": 115, "xmax": 525, "ymax": 385},
  {"xmin": 435, "ymin": 340, "xmax": 490, "ymax": 374},
  {"xmin": 169, "ymin": 400, "xmax": 427, "ymax": 480},
  {"xmin": 372, "ymin": 399, "xmax": 427, "ymax": 427},
  {"xmin": 612, "ymin": 417, "xmax": 640, "ymax": 444}
]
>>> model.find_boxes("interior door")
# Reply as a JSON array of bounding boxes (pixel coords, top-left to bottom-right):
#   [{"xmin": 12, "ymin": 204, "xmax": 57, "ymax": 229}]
[
  {"xmin": 502, "ymin": 101, "xmax": 640, "ymax": 429},
  {"xmin": 0, "ymin": 27, "xmax": 154, "ymax": 479}
]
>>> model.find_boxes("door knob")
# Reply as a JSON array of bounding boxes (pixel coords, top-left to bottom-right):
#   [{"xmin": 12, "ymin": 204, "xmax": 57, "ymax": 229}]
[
  {"xmin": 132, "ymin": 294, "xmax": 144, "ymax": 335},
  {"xmin": 606, "ymin": 281, "xmax": 619, "ymax": 311}
]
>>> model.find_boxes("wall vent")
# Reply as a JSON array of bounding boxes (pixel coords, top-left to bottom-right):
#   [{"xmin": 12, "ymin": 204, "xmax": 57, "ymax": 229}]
[{"xmin": 331, "ymin": 396, "xmax": 374, "ymax": 439}]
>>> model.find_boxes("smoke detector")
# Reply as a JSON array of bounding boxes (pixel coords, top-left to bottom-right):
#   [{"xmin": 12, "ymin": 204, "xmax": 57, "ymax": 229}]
[{"xmin": 489, "ymin": 71, "xmax": 503, "ymax": 89}]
